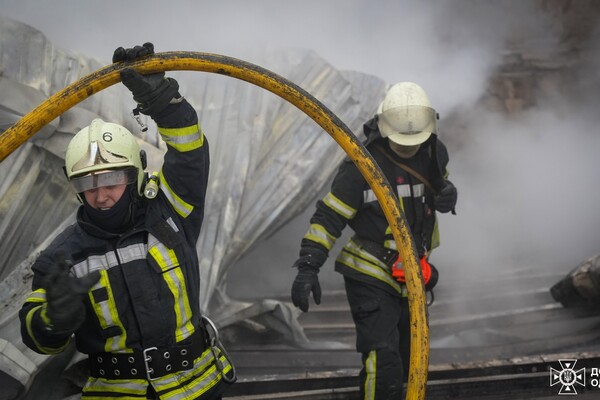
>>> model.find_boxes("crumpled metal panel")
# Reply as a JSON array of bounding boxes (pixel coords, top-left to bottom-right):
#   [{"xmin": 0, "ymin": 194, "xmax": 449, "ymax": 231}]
[
  {"xmin": 0, "ymin": 17, "xmax": 386, "ymax": 396},
  {"xmin": 191, "ymin": 50, "xmax": 386, "ymax": 311},
  {"xmin": 0, "ymin": 17, "xmax": 387, "ymax": 310}
]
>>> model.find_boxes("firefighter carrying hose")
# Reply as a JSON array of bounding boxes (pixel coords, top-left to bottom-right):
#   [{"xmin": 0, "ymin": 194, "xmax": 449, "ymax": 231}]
[
  {"xmin": 19, "ymin": 43, "xmax": 234, "ymax": 399},
  {"xmin": 290, "ymin": 82, "xmax": 457, "ymax": 399}
]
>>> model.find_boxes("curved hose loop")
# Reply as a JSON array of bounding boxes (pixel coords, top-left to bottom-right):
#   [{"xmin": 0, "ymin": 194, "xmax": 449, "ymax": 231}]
[{"xmin": 0, "ymin": 51, "xmax": 429, "ymax": 399}]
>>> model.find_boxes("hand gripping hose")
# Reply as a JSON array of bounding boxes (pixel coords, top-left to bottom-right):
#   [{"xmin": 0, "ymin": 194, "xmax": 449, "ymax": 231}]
[{"xmin": 0, "ymin": 51, "xmax": 429, "ymax": 400}]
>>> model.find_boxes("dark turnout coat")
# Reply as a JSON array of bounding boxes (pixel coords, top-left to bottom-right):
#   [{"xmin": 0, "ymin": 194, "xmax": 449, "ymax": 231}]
[
  {"xmin": 301, "ymin": 117, "xmax": 450, "ymax": 296},
  {"xmin": 19, "ymin": 101, "xmax": 232, "ymax": 399}
]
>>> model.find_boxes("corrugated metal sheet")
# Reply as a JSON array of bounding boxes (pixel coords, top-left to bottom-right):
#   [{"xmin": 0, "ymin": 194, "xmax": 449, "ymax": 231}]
[{"xmin": 0, "ymin": 16, "xmax": 386, "ymax": 397}]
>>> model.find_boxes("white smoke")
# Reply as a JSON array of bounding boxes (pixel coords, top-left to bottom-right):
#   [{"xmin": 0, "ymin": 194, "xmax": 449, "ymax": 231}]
[
  {"xmin": 1, "ymin": 0, "xmax": 598, "ymax": 299},
  {"xmin": 437, "ymin": 104, "xmax": 600, "ymax": 278}
]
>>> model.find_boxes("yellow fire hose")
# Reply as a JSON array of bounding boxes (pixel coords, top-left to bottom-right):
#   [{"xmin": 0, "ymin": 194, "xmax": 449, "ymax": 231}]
[{"xmin": 0, "ymin": 52, "xmax": 429, "ymax": 399}]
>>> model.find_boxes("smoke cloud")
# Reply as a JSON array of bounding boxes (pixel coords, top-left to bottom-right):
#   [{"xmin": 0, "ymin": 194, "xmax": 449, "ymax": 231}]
[{"xmin": 1, "ymin": 0, "xmax": 598, "ymax": 302}]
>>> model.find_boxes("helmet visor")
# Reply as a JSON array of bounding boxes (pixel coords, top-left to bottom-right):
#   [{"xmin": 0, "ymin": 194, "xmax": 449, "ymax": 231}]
[
  {"xmin": 378, "ymin": 105, "xmax": 438, "ymax": 135},
  {"xmin": 70, "ymin": 168, "xmax": 137, "ymax": 193}
]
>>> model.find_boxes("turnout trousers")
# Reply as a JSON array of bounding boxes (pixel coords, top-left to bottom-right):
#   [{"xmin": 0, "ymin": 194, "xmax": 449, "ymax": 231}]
[{"xmin": 344, "ymin": 276, "xmax": 410, "ymax": 400}]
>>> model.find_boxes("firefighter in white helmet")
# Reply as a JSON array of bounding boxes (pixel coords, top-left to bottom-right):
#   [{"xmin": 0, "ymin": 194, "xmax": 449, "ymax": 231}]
[
  {"xmin": 20, "ymin": 43, "xmax": 234, "ymax": 399},
  {"xmin": 290, "ymin": 82, "xmax": 457, "ymax": 399}
]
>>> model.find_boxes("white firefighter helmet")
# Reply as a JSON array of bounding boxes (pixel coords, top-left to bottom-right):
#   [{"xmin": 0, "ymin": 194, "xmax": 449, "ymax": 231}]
[
  {"xmin": 377, "ymin": 82, "xmax": 438, "ymax": 146},
  {"xmin": 65, "ymin": 118, "xmax": 144, "ymax": 195}
]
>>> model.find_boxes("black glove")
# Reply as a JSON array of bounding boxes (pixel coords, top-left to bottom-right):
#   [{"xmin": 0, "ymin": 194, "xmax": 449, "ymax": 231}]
[
  {"xmin": 43, "ymin": 252, "xmax": 100, "ymax": 335},
  {"xmin": 291, "ymin": 248, "xmax": 327, "ymax": 312},
  {"xmin": 112, "ymin": 42, "xmax": 155, "ymax": 63},
  {"xmin": 112, "ymin": 42, "xmax": 181, "ymax": 116},
  {"xmin": 291, "ymin": 267, "xmax": 321, "ymax": 313},
  {"xmin": 434, "ymin": 180, "xmax": 457, "ymax": 213}
]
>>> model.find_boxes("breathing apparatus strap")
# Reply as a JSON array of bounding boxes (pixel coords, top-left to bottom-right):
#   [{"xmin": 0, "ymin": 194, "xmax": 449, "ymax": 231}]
[{"xmin": 375, "ymin": 143, "xmax": 437, "ymax": 193}]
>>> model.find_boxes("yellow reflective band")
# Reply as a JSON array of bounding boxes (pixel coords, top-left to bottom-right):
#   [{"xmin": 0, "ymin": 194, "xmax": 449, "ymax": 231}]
[
  {"xmin": 91, "ymin": 271, "xmax": 127, "ymax": 352},
  {"xmin": 346, "ymin": 239, "xmax": 387, "ymax": 267},
  {"xmin": 336, "ymin": 251, "xmax": 400, "ymax": 291},
  {"xmin": 148, "ymin": 235, "xmax": 179, "ymax": 272},
  {"xmin": 323, "ymin": 192, "xmax": 356, "ymax": 219},
  {"xmin": 159, "ymin": 170, "xmax": 194, "ymax": 218},
  {"xmin": 152, "ymin": 348, "xmax": 232, "ymax": 398},
  {"xmin": 25, "ymin": 288, "xmax": 46, "ymax": 303},
  {"xmin": 431, "ymin": 219, "xmax": 440, "ymax": 250},
  {"xmin": 159, "ymin": 124, "xmax": 204, "ymax": 152},
  {"xmin": 304, "ymin": 223, "xmax": 336, "ymax": 250},
  {"xmin": 164, "ymin": 267, "xmax": 195, "ymax": 341},
  {"xmin": 337, "ymin": 244, "xmax": 403, "ymax": 295},
  {"xmin": 149, "ymin": 236, "xmax": 194, "ymax": 341},
  {"xmin": 179, "ymin": 357, "xmax": 232, "ymax": 399},
  {"xmin": 39, "ymin": 303, "xmax": 51, "ymax": 325},
  {"xmin": 365, "ymin": 350, "xmax": 376, "ymax": 400},
  {"xmin": 25, "ymin": 305, "xmax": 70, "ymax": 354},
  {"xmin": 82, "ymin": 377, "xmax": 148, "ymax": 397}
]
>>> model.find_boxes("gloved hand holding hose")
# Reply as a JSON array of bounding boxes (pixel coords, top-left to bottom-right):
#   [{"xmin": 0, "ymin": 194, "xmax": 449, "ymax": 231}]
[
  {"xmin": 43, "ymin": 252, "xmax": 100, "ymax": 335},
  {"xmin": 112, "ymin": 42, "xmax": 182, "ymax": 118}
]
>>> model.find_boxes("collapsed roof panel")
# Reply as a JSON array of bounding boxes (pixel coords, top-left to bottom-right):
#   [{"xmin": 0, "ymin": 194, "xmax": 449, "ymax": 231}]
[{"xmin": 0, "ymin": 16, "xmax": 386, "ymax": 397}]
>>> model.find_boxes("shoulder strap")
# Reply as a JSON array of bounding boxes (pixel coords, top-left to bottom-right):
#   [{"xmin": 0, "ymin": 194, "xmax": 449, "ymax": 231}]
[{"xmin": 374, "ymin": 143, "xmax": 437, "ymax": 193}]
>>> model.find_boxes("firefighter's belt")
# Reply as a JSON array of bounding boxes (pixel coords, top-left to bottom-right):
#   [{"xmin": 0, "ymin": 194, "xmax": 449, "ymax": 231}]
[
  {"xmin": 352, "ymin": 235, "xmax": 398, "ymax": 267},
  {"xmin": 89, "ymin": 329, "xmax": 207, "ymax": 381}
]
